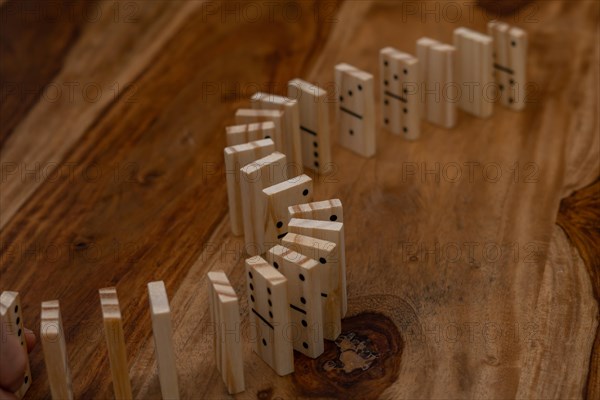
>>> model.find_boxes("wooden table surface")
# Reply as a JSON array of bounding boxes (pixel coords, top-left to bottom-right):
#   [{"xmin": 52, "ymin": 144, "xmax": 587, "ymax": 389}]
[{"xmin": 1, "ymin": 0, "xmax": 599, "ymax": 399}]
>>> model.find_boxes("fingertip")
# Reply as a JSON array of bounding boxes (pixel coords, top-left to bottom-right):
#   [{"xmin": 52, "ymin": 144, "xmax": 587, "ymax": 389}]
[
  {"xmin": 0, "ymin": 388, "xmax": 18, "ymax": 400},
  {"xmin": 0, "ymin": 331, "xmax": 27, "ymax": 392},
  {"xmin": 24, "ymin": 328, "xmax": 36, "ymax": 352}
]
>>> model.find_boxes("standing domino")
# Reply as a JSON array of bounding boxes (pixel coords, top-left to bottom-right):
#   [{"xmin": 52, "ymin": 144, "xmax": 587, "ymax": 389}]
[
  {"xmin": 207, "ymin": 271, "xmax": 245, "ymax": 394},
  {"xmin": 453, "ymin": 28, "xmax": 494, "ymax": 118},
  {"xmin": 251, "ymin": 93, "xmax": 303, "ymax": 169},
  {"xmin": 335, "ymin": 63, "xmax": 376, "ymax": 157},
  {"xmin": 281, "ymin": 233, "xmax": 341, "ymax": 340},
  {"xmin": 488, "ymin": 21, "xmax": 527, "ymax": 110},
  {"xmin": 266, "ymin": 245, "xmax": 324, "ymax": 358},
  {"xmin": 235, "ymin": 109, "xmax": 286, "ymax": 157},
  {"xmin": 416, "ymin": 38, "xmax": 457, "ymax": 128},
  {"xmin": 225, "ymin": 122, "xmax": 276, "ymax": 146},
  {"xmin": 41, "ymin": 300, "xmax": 73, "ymax": 400},
  {"xmin": 287, "ymin": 79, "xmax": 332, "ymax": 173},
  {"xmin": 287, "ymin": 219, "xmax": 347, "ymax": 317},
  {"xmin": 240, "ymin": 152, "xmax": 289, "ymax": 255},
  {"xmin": 288, "ymin": 199, "xmax": 343, "ymax": 223},
  {"xmin": 0, "ymin": 291, "xmax": 31, "ymax": 399},
  {"xmin": 263, "ymin": 174, "xmax": 313, "ymax": 244},
  {"xmin": 99, "ymin": 287, "xmax": 133, "ymax": 400},
  {"xmin": 224, "ymin": 138, "xmax": 276, "ymax": 236},
  {"xmin": 147, "ymin": 281, "xmax": 180, "ymax": 399},
  {"xmin": 379, "ymin": 47, "xmax": 421, "ymax": 139},
  {"xmin": 245, "ymin": 256, "xmax": 294, "ymax": 376}
]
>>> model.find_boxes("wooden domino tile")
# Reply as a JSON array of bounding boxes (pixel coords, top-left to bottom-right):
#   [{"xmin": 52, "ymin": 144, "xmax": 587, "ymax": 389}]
[
  {"xmin": 453, "ymin": 27, "xmax": 494, "ymax": 118},
  {"xmin": 335, "ymin": 63, "xmax": 376, "ymax": 157},
  {"xmin": 225, "ymin": 121, "xmax": 276, "ymax": 146},
  {"xmin": 224, "ymin": 138, "xmax": 275, "ymax": 236},
  {"xmin": 263, "ymin": 174, "xmax": 313, "ymax": 245},
  {"xmin": 207, "ymin": 271, "xmax": 245, "ymax": 394},
  {"xmin": 40, "ymin": 300, "xmax": 73, "ymax": 400},
  {"xmin": 251, "ymin": 92, "xmax": 303, "ymax": 169},
  {"xmin": 287, "ymin": 218, "xmax": 347, "ymax": 317},
  {"xmin": 266, "ymin": 245, "xmax": 324, "ymax": 358},
  {"xmin": 0, "ymin": 291, "xmax": 31, "ymax": 399},
  {"xmin": 99, "ymin": 287, "xmax": 133, "ymax": 400},
  {"xmin": 245, "ymin": 256, "xmax": 294, "ymax": 376},
  {"xmin": 235, "ymin": 109, "xmax": 286, "ymax": 156},
  {"xmin": 287, "ymin": 199, "xmax": 343, "ymax": 223},
  {"xmin": 379, "ymin": 47, "xmax": 421, "ymax": 139},
  {"xmin": 147, "ymin": 281, "xmax": 180, "ymax": 399},
  {"xmin": 239, "ymin": 152, "xmax": 289, "ymax": 255},
  {"xmin": 281, "ymin": 233, "xmax": 341, "ymax": 340},
  {"xmin": 287, "ymin": 79, "xmax": 332, "ymax": 173},
  {"xmin": 416, "ymin": 37, "xmax": 457, "ymax": 128},
  {"xmin": 488, "ymin": 20, "xmax": 527, "ymax": 110}
]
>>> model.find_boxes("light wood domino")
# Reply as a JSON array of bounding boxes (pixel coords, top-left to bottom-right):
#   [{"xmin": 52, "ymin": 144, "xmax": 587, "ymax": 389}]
[
  {"xmin": 281, "ymin": 233, "xmax": 341, "ymax": 340},
  {"xmin": 251, "ymin": 92, "xmax": 302, "ymax": 170},
  {"xmin": 41, "ymin": 300, "xmax": 73, "ymax": 400},
  {"xmin": 99, "ymin": 287, "xmax": 133, "ymax": 400},
  {"xmin": 207, "ymin": 272, "xmax": 245, "ymax": 394},
  {"xmin": 287, "ymin": 79, "xmax": 332, "ymax": 173},
  {"xmin": 287, "ymin": 218, "xmax": 347, "ymax": 317},
  {"xmin": 147, "ymin": 281, "xmax": 180, "ymax": 399},
  {"xmin": 224, "ymin": 138, "xmax": 275, "ymax": 236},
  {"xmin": 245, "ymin": 257, "xmax": 294, "ymax": 376},
  {"xmin": 0, "ymin": 291, "xmax": 32, "ymax": 399}
]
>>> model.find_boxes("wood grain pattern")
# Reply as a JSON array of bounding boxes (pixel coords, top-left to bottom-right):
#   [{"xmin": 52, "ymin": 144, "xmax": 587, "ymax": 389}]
[
  {"xmin": 0, "ymin": 0, "xmax": 598, "ymax": 398},
  {"xmin": 556, "ymin": 179, "xmax": 600, "ymax": 400},
  {"xmin": 0, "ymin": 0, "xmax": 203, "ymax": 229}
]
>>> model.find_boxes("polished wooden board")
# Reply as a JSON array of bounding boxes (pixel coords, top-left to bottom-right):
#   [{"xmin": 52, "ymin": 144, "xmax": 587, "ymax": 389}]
[{"xmin": 0, "ymin": 1, "xmax": 598, "ymax": 398}]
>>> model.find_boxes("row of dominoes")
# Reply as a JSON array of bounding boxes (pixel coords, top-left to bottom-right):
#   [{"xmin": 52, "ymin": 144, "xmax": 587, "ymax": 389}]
[
  {"xmin": 225, "ymin": 77, "xmax": 337, "ymax": 254},
  {"xmin": 339, "ymin": 21, "xmax": 527, "ymax": 154},
  {"xmin": 226, "ymin": 21, "xmax": 526, "ymax": 166},
  {"xmin": 228, "ymin": 79, "xmax": 332, "ymax": 174},
  {"xmin": 1, "ymin": 283, "xmax": 178, "ymax": 400},
  {"xmin": 208, "ymin": 198, "xmax": 347, "ymax": 394}
]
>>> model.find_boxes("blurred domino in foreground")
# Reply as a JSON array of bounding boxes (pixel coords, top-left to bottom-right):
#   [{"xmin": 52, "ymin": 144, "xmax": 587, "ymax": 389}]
[
  {"xmin": 207, "ymin": 271, "xmax": 245, "ymax": 394},
  {"xmin": 41, "ymin": 300, "xmax": 73, "ymax": 400},
  {"xmin": 0, "ymin": 291, "xmax": 32, "ymax": 399},
  {"xmin": 99, "ymin": 287, "xmax": 132, "ymax": 400},
  {"xmin": 148, "ymin": 281, "xmax": 180, "ymax": 399}
]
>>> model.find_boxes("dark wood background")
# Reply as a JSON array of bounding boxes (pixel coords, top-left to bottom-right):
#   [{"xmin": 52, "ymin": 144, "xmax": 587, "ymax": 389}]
[{"xmin": 1, "ymin": 0, "xmax": 598, "ymax": 398}]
